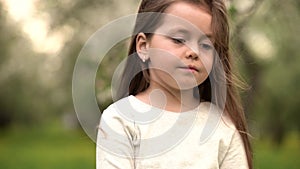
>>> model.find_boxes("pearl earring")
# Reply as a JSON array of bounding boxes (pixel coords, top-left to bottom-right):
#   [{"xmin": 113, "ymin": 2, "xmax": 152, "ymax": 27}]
[{"xmin": 139, "ymin": 51, "xmax": 147, "ymax": 62}]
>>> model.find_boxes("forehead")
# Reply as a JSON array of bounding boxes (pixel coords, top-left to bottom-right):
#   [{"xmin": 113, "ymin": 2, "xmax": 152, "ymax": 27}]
[{"xmin": 163, "ymin": 1, "xmax": 212, "ymax": 35}]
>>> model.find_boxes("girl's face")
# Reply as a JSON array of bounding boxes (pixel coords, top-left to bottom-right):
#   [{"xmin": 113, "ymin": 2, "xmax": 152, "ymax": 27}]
[{"xmin": 137, "ymin": 1, "xmax": 214, "ymax": 91}]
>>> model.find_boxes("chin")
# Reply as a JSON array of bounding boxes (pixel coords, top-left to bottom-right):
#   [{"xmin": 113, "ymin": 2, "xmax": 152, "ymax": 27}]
[{"xmin": 174, "ymin": 82, "xmax": 200, "ymax": 91}]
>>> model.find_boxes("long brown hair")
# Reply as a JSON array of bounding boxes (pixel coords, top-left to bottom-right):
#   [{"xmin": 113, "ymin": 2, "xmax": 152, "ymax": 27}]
[{"xmin": 116, "ymin": 0, "xmax": 252, "ymax": 168}]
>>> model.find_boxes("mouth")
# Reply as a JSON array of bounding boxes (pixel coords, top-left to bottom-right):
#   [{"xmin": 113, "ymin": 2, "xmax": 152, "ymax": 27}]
[{"xmin": 179, "ymin": 65, "xmax": 199, "ymax": 72}]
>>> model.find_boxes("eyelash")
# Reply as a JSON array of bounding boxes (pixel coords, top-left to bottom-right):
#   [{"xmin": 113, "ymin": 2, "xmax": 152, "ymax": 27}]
[
  {"xmin": 170, "ymin": 37, "xmax": 213, "ymax": 51},
  {"xmin": 171, "ymin": 37, "xmax": 186, "ymax": 44}
]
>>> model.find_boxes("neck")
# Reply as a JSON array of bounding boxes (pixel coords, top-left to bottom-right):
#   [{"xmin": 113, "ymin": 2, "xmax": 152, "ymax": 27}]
[{"xmin": 135, "ymin": 81, "xmax": 200, "ymax": 112}]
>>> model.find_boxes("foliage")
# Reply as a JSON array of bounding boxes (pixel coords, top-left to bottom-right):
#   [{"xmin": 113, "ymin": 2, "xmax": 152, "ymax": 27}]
[
  {"xmin": 0, "ymin": 0, "xmax": 138, "ymax": 127},
  {"xmin": 229, "ymin": 0, "xmax": 300, "ymax": 144}
]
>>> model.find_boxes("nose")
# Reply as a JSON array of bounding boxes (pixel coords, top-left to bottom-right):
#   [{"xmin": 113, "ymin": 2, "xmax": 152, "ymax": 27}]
[{"xmin": 185, "ymin": 47, "xmax": 199, "ymax": 60}]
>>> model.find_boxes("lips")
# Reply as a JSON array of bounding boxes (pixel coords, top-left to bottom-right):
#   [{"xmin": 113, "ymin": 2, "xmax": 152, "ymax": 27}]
[
  {"xmin": 187, "ymin": 65, "xmax": 199, "ymax": 72},
  {"xmin": 179, "ymin": 64, "xmax": 199, "ymax": 72}
]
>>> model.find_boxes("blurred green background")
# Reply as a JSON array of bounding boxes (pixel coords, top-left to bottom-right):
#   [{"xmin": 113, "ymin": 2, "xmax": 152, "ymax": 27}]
[{"xmin": 0, "ymin": 0, "xmax": 299, "ymax": 168}]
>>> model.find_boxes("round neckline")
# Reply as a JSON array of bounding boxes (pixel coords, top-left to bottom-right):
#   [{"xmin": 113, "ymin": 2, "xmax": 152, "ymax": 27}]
[{"xmin": 128, "ymin": 95, "xmax": 204, "ymax": 114}]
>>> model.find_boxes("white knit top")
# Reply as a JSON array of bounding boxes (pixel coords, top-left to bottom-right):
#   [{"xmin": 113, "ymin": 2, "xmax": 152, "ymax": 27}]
[{"xmin": 96, "ymin": 95, "xmax": 248, "ymax": 169}]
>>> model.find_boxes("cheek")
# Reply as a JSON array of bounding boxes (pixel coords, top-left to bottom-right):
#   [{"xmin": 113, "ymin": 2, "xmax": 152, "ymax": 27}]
[
  {"xmin": 148, "ymin": 49, "xmax": 180, "ymax": 71},
  {"xmin": 199, "ymin": 55, "xmax": 214, "ymax": 74}
]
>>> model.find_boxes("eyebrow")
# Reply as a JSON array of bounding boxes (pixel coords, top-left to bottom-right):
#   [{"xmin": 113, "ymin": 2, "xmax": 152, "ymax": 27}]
[
  {"xmin": 205, "ymin": 34, "xmax": 213, "ymax": 39},
  {"xmin": 168, "ymin": 27, "xmax": 213, "ymax": 40},
  {"xmin": 200, "ymin": 34, "xmax": 213, "ymax": 41},
  {"xmin": 168, "ymin": 28, "xmax": 189, "ymax": 35}
]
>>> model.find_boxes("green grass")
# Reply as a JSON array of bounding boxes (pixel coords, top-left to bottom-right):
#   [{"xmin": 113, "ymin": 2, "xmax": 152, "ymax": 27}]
[
  {"xmin": 0, "ymin": 122, "xmax": 95, "ymax": 169},
  {"xmin": 253, "ymin": 132, "xmax": 300, "ymax": 169},
  {"xmin": 0, "ymin": 122, "xmax": 299, "ymax": 169}
]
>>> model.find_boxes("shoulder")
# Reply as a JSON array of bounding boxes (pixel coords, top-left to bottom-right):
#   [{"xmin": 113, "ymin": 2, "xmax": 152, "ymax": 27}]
[
  {"xmin": 198, "ymin": 101, "xmax": 236, "ymax": 129},
  {"xmin": 102, "ymin": 96, "xmax": 132, "ymax": 118},
  {"xmin": 197, "ymin": 102, "xmax": 237, "ymax": 142},
  {"xmin": 198, "ymin": 102, "xmax": 248, "ymax": 166},
  {"xmin": 99, "ymin": 96, "xmax": 138, "ymax": 137},
  {"xmin": 100, "ymin": 95, "xmax": 146, "ymax": 127},
  {"xmin": 100, "ymin": 96, "xmax": 131, "ymax": 125}
]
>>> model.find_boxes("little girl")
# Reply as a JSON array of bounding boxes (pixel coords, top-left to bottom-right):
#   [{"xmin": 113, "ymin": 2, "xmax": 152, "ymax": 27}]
[{"xmin": 97, "ymin": 0, "xmax": 252, "ymax": 168}]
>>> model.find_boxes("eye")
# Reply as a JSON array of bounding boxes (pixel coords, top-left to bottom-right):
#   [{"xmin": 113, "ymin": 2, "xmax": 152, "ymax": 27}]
[
  {"xmin": 171, "ymin": 37, "xmax": 186, "ymax": 44},
  {"xmin": 199, "ymin": 43, "xmax": 213, "ymax": 51}
]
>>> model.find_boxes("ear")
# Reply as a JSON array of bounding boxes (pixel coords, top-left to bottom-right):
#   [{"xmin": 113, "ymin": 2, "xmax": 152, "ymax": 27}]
[{"xmin": 136, "ymin": 32, "xmax": 150, "ymax": 62}]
